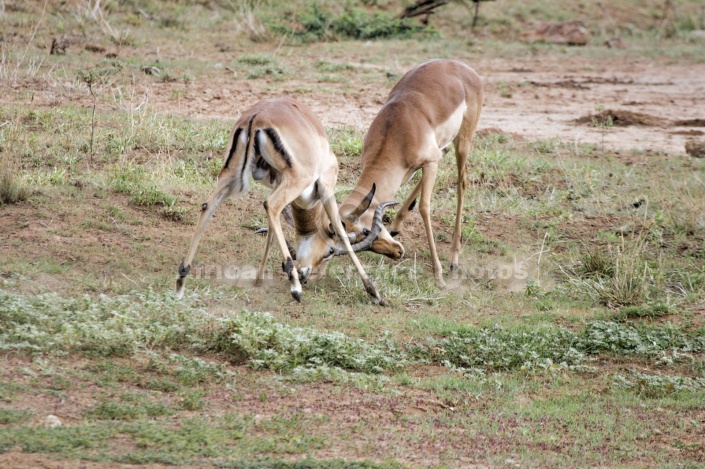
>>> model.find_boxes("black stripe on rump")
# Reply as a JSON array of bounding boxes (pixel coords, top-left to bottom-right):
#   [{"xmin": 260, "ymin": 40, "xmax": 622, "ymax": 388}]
[
  {"xmin": 237, "ymin": 114, "xmax": 257, "ymax": 191},
  {"xmin": 253, "ymin": 129, "xmax": 262, "ymax": 159},
  {"xmin": 222, "ymin": 127, "xmax": 243, "ymax": 169},
  {"xmin": 263, "ymin": 127, "xmax": 293, "ymax": 168}
]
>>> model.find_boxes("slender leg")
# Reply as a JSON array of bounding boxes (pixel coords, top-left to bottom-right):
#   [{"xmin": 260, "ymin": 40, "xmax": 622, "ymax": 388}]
[
  {"xmin": 318, "ymin": 180, "xmax": 384, "ymax": 305},
  {"xmin": 176, "ymin": 172, "xmax": 238, "ymax": 298},
  {"xmin": 389, "ymin": 179, "xmax": 422, "ymax": 237},
  {"xmin": 263, "ymin": 181, "xmax": 306, "ymax": 302},
  {"xmin": 450, "ymin": 119, "xmax": 479, "ymax": 272},
  {"xmin": 255, "ymin": 228, "xmax": 275, "ymax": 286},
  {"xmin": 450, "ymin": 137, "xmax": 468, "ymax": 271},
  {"xmin": 419, "ymin": 161, "xmax": 446, "ymax": 288}
]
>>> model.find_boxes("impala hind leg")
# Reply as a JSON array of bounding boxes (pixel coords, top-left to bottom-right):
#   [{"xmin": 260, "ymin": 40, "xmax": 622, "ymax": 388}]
[
  {"xmin": 318, "ymin": 181, "xmax": 384, "ymax": 305},
  {"xmin": 450, "ymin": 122, "xmax": 479, "ymax": 272},
  {"xmin": 419, "ymin": 160, "xmax": 446, "ymax": 289},
  {"xmin": 176, "ymin": 171, "xmax": 238, "ymax": 298},
  {"xmin": 389, "ymin": 179, "xmax": 422, "ymax": 238}
]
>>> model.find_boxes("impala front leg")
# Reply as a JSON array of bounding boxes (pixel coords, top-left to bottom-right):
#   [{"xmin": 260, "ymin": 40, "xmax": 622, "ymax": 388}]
[
  {"xmin": 389, "ymin": 179, "xmax": 422, "ymax": 237},
  {"xmin": 263, "ymin": 187, "xmax": 303, "ymax": 302},
  {"xmin": 318, "ymin": 180, "xmax": 385, "ymax": 305}
]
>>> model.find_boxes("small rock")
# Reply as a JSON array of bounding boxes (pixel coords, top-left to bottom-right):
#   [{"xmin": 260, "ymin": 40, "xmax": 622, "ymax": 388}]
[
  {"xmin": 45, "ymin": 415, "xmax": 62, "ymax": 428},
  {"xmin": 685, "ymin": 140, "xmax": 705, "ymax": 158},
  {"xmin": 690, "ymin": 30, "xmax": 705, "ymax": 41},
  {"xmin": 524, "ymin": 20, "xmax": 590, "ymax": 46},
  {"xmin": 85, "ymin": 43, "xmax": 106, "ymax": 53},
  {"xmin": 605, "ymin": 36, "xmax": 627, "ymax": 49},
  {"xmin": 50, "ymin": 37, "xmax": 69, "ymax": 55},
  {"xmin": 141, "ymin": 66, "xmax": 161, "ymax": 76}
]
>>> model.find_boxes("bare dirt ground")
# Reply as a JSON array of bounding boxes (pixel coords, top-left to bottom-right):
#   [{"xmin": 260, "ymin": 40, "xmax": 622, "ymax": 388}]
[
  {"xmin": 123, "ymin": 56, "xmax": 705, "ymax": 156},
  {"xmin": 7, "ymin": 53, "xmax": 703, "ymax": 157}
]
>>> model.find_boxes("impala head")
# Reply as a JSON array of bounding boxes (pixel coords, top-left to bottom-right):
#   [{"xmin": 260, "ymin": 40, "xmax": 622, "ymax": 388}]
[
  {"xmin": 294, "ymin": 187, "xmax": 397, "ymax": 283},
  {"xmin": 340, "ymin": 184, "xmax": 405, "ymax": 261},
  {"xmin": 293, "ymin": 230, "xmax": 337, "ymax": 283}
]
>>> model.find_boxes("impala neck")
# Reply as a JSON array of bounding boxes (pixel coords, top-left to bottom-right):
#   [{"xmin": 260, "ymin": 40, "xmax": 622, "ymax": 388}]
[
  {"xmin": 292, "ymin": 202, "xmax": 326, "ymax": 236},
  {"xmin": 345, "ymin": 164, "xmax": 406, "ymax": 226}
]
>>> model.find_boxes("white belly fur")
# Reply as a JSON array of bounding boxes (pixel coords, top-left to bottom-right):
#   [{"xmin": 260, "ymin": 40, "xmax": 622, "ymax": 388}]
[{"xmin": 435, "ymin": 103, "xmax": 467, "ymax": 150}]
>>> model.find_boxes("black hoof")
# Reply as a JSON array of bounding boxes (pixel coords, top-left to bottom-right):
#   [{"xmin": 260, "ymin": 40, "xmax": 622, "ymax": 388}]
[
  {"xmin": 390, "ymin": 231, "xmax": 400, "ymax": 237},
  {"xmin": 291, "ymin": 291, "xmax": 302, "ymax": 303},
  {"xmin": 449, "ymin": 263, "xmax": 458, "ymax": 272}
]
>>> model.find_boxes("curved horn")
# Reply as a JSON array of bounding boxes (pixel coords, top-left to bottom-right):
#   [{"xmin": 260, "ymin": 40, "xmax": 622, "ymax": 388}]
[
  {"xmin": 333, "ymin": 201, "xmax": 398, "ymax": 256},
  {"xmin": 347, "ymin": 183, "xmax": 376, "ymax": 220}
]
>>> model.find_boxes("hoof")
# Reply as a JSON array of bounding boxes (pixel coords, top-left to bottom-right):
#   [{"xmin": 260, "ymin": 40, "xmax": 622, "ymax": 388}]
[
  {"xmin": 291, "ymin": 290, "xmax": 302, "ymax": 303},
  {"xmin": 175, "ymin": 278, "xmax": 185, "ymax": 299},
  {"xmin": 449, "ymin": 262, "xmax": 458, "ymax": 272},
  {"xmin": 390, "ymin": 230, "xmax": 400, "ymax": 238}
]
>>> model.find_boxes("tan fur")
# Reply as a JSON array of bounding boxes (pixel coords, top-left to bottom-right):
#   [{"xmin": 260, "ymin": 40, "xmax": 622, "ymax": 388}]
[
  {"xmin": 176, "ymin": 97, "xmax": 383, "ymax": 304},
  {"xmin": 340, "ymin": 59, "xmax": 484, "ymax": 287}
]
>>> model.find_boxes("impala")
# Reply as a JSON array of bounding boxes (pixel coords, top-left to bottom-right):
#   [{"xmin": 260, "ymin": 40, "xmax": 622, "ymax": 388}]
[
  {"xmin": 337, "ymin": 59, "xmax": 483, "ymax": 287},
  {"xmin": 175, "ymin": 97, "xmax": 393, "ymax": 304}
]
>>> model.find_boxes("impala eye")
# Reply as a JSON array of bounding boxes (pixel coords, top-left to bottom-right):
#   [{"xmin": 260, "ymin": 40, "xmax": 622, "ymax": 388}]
[
  {"xmin": 363, "ymin": 228, "xmax": 370, "ymax": 237},
  {"xmin": 323, "ymin": 247, "xmax": 335, "ymax": 260}
]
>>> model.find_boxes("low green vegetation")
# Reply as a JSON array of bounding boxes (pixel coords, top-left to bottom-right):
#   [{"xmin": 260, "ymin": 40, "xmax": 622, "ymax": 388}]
[{"xmin": 2, "ymin": 0, "xmax": 705, "ymax": 466}]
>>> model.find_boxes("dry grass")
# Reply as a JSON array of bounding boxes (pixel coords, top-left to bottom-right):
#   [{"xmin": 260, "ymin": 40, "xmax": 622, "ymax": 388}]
[{"xmin": 0, "ymin": 150, "xmax": 30, "ymax": 206}]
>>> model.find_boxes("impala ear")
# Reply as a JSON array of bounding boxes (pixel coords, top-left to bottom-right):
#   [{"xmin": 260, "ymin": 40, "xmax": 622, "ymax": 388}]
[{"xmin": 348, "ymin": 183, "xmax": 376, "ymax": 220}]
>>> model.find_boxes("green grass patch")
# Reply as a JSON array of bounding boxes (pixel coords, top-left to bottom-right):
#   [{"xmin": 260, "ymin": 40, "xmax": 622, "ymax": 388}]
[{"xmin": 0, "ymin": 408, "xmax": 33, "ymax": 425}]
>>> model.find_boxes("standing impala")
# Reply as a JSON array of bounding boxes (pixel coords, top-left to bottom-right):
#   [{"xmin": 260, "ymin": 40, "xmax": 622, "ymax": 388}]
[
  {"xmin": 338, "ymin": 59, "xmax": 483, "ymax": 288},
  {"xmin": 176, "ymin": 97, "xmax": 392, "ymax": 304}
]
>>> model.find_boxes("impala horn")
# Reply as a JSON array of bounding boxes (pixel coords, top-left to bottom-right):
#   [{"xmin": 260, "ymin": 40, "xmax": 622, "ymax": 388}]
[
  {"xmin": 333, "ymin": 201, "xmax": 398, "ymax": 256},
  {"xmin": 347, "ymin": 183, "xmax": 376, "ymax": 220}
]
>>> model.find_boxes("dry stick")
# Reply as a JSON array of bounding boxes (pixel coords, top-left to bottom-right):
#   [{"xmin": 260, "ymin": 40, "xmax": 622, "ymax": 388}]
[
  {"xmin": 537, "ymin": 231, "xmax": 548, "ymax": 287},
  {"xmin": 11, "ymin": 0, "xmax": 48, "ymax": 81},
  {"xmin": 88, "ymin": 81, "xmax": 97, "ymax": 162},
  {"xmin": 471, "ymin": 0, "xmax": 481, "ymax": 31}
]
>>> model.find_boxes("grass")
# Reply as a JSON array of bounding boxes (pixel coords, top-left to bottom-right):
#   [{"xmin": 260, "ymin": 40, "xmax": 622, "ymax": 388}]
[{"xmin": 1, "ymin": 0, "xmax": 705, "ymax": 467}]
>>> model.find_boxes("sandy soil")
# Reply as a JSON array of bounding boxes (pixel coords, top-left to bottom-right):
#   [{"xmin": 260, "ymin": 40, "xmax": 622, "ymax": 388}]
[{"xmin": 135, "ymin": 57, "xmax": 705, "ymax": 156}]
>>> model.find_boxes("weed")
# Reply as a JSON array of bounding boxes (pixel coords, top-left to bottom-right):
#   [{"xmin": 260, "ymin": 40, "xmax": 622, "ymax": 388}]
[
  {"xmin": 613, "ymin": 370, "xmax": 705, "ymax": 398},
  {"xmin": 566, "ymin": 238, "xmax": 660, "ymax": 307},
  {"xmin": 577, "ymin": 245, "xmax": 615, "ymax": 279},
  {"xmin": 617, "ymin": 303, "xmax": 671, "ymax": 320},
  {"xmin": 88, "ymin": 401, "xmax": 142, "ymax": 421},
  {"xmin": 77, "ymin": 62, "xmax": 124, "ymax": 159},
  {"xmin": 179, "ymin": 391, "xmax": 205, "ymax": 411},
  {"xmin": 329, "ymin": 126, "xmax": 364, "ymax": 159},
  {"xmin": 160, "ymin": 204, "xmax": 189, "ymax": 222},
  {"xmin": 272, "ymin": 4, "xmax": 427, "ymax": 42},
  {"xmin": 237, "ymin": 55, "xmax": 275, "ymax": 66},
  {"xmin": 0, "ymin": 154, "xmax": 31, "ymax": 205},
  {"xmin": 0, "ymin": 408, "xmax": 32, "ymax": 425},
  {"xmin": 129, "ymin": 185, "xmax": 177, "ymax": 207},
  {"xmin": 591, "ymin": 104, "xmax": 614, "ymax": 185}
]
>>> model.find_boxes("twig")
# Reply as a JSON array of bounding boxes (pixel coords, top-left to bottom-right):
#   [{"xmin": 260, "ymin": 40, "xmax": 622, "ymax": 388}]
[
  {"xmin": 537, "ymin": 231, "xmax": 548, "ymax": 286},
  {"xmin": 121, "ymin": 272, "xmax": 139, "ymax": 286}
]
